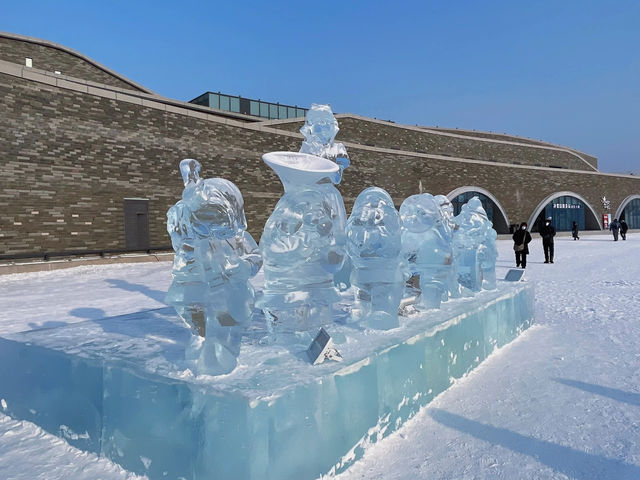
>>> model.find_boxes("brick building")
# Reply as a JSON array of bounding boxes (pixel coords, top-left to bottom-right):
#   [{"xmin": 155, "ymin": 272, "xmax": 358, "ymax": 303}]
[{"xmin": 1, "ymin": 31, "xmax": 639, "ymax": 259}]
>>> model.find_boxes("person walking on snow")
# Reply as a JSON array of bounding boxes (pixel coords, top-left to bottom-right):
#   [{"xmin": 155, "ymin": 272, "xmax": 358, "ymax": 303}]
[
  {"xmin": 620, "ymin": 219, "xmax": 628, "ymax": 240},
  {"xmin": 512, "ymin": 222, "xmax": 532, "ymax": 268},
  {"xmin": 610, "ymin": 218, "xmax": 621, "ymax": 241},
  {"xmin": 540, "ymin": 217, "xmax": 556, "ymax": 263},
  {"xmin": 571, "ymin": 221, "xmax": 580, "ymax": 240}
]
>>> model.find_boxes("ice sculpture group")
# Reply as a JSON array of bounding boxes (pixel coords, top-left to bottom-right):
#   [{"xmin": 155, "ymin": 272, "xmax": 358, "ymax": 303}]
[{"xmin": 166, "ymin": 104, "xmax": 498, "ymax": 375}]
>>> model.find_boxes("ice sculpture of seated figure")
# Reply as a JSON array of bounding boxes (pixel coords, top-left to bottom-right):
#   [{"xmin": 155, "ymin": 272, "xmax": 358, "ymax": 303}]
[
  {"xmin": 346, "ymin": 187, "xmax": 406, "ymax": 330},
  {"xmin": 453, "ymin": 196, "xmax": 490, "ymax": 292},
  {"xmin": 434, "ymin": 194, "xmax": 462, "ymax": 299},
  {"xmin": 166, "ymin": 159, "xmax": 262, "ymax": 375},
  {"xmin": 259, "ymin": 187, "xmax": 343, "ymax": 340},
  {"xmin": 400, "ymin": 194, "xmax": 453, "ymax": 310},
  {"xmin": 300, "ymin": 103, "xmax": 351, "ymax": 291}
]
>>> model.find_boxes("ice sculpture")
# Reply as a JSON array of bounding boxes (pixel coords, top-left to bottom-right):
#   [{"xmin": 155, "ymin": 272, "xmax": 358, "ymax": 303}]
[
  {"xmin": 346, "ymin": 187, "xmax": 406, "ymax": 329},
  {"xmin": 165, "ymin": 159, "xmax": 262, "ymax": 375},
  {"xmin": 453, "ymin": 196, "xmax": 494, "ymax": 292},
  {"xmin": 434, "ymin": 194, "xmax": 462, "ymax": 299},
  {"xmin": 479, "ymin": 221, "xmax": 498, "ymax": 290},
  {"xmin": 259, "ymin": 152, "xmax": 345, "ymax": 339},
  {"xmin": 400, "ymin": 194, "xmax": 454, "ymax": 310},
  {"xmin": 300, "ymin": 104, "xmax": 351, "ymax": 290}
]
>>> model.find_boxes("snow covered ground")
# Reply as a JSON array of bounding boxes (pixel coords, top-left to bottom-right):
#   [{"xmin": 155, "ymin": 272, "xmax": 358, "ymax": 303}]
[{"xmin": 1, "ymin": 233, "xmax": 639, "ymax": 479}]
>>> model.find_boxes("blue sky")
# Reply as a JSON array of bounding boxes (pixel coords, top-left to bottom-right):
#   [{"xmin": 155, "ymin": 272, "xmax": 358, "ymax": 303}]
[{"xmin": 3, "ymin": 0, "xmax": 639, "ymax": 173}]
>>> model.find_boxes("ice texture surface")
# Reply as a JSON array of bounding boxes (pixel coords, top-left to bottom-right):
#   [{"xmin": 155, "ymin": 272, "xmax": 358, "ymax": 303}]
[
  {"xmin": 346, "ymin": 187, "xmax": 407, "ymax": 329},
  {"xmin": 0, "ymin": 282, "xmax": 534, "ymax": 480},
  {"xmin": 400, "ymin": 194, "xmax": 455, "ymax": 310},
  {"xmin": 453, "ymin": 196, "xmax": 497, "ymax": 292},
  {"xmin": 165, "ymin": 159, "xmax": 262, "ymax": 375},
  {"xmin": 259, "ymin": 152, "xmax": 347, "ymax": 336}
]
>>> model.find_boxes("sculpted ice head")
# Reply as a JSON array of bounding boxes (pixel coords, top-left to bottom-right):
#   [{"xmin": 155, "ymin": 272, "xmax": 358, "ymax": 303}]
[
  {"xmin": 300, "ymin": 104, "xmax": 339, "ymax": 147},
  {"xmin": 179, "ymin": 158, "xmax": 201, "ymax": 187},
  {"xmin": 399, "ymin": 194, "xmax": 441, "ymax": 233},
  {"xmin": 347, "ymin": 187, "xmax": 401, "ymax": 259},
  {"xmin": 188, "ymin": 178, "xmax": 248, "ymax": 239}
]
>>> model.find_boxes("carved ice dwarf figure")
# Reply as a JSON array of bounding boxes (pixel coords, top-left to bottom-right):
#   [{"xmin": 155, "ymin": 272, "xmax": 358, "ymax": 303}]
[
  {"xmin": 166, "ymin": 160, "xmax": 262, "ymax": 375},
  {"xmin": 346, "ymin": 187, "xmax": 406, "ymax": 330},
  {"xmin": 453, "ymin": 196, "xmax": 490, "ymax": 292},
  {"xmin": 478, "ymin": 227, "xmax": 498, "ymax": 290},
  {"xmin": 259, "ymin": 188, "xmax": 344, "ymax": 339},
  {"xmin": 434, "ymin": 194, "xmax": 462, "ymax": 299},
  {"xmin": 300, "ymin": 103, "xmax": 352, "ymax": 290},
  {"xmin": 400, "ymin": 194, "xmax": 454, "ymax": 310}
]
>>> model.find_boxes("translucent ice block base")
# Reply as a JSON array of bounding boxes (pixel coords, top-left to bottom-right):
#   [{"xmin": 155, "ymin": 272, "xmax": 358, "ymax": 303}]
[{"xmin": 0, "ymin": 281, "xmax": 533, "ymax": 479}]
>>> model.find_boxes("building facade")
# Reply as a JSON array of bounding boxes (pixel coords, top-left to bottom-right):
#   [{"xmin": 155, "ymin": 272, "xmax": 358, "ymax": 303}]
[{"xmin": 1, "ymin": 31, "xmax": 639, "ymax": 260}]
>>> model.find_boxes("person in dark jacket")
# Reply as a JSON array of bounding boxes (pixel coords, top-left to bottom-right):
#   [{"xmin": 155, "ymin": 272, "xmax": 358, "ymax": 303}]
[
  {"xmin": 539, "ymin": 216, "xmax": 556, "ymax": 263},
  {"xmin": 512, "ymin": 222, "xmax": 532, "ymax": 268},
  {"xmin": 620, "ymin": 219, "xmax": 628, "ymax": 240},
  {"xmin": 571, "ymin": 221, "xmax": 579, "ymax": 240},
  {"xmin": 610, "ymin": 218, "xmax": 621, "ymax": 241}
]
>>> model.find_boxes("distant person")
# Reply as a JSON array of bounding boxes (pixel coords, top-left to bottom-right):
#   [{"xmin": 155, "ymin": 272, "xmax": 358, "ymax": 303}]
[
  {"xmin": 512, "ymin": 222, "xmax": 532, "ymax": 269},
  {"xmin": 540, "ymin": 216, "xmax": 556, "ymax": 263},
  {"xmin": 571, "ymin": 221, "xmax": 580, "ymax": 240},
  {"xmin": 620, "ymin": 219, "xmax": 628, "ymax": 240},
  {"xmin": 610, "ymin": 218, "xmax": 621, "ymax": 241}
]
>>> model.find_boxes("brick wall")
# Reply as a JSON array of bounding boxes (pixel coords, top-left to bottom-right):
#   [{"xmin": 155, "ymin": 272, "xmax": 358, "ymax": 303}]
[
  {"xmin": 0, "ymin": 34, "xmax": 146, "ymax": 92},
  {"xmin": 1, "ymin": 71, "xmax": 639, "ymax": 257},
  {"xmin": 272, "ymin": 117, "xmax": 597, "ymax": 171}
]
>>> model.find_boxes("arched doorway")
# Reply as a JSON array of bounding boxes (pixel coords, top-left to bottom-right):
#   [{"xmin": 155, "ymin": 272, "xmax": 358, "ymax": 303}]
[
  {"xmin": 528, "ymin": 192, "xmax": 601, "ymax": 232},
  {"xmin": 447, "ymin": 186, "xmax": 510, "ymax": 234},
  {"xmin": 615, "ymin": 195, "xmax": 640, "ymax": 229}
]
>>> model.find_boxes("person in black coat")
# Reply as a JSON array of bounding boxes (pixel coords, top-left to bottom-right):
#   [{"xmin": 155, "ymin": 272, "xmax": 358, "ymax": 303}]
[
  {"xmin": 512, "ymin": 222, "xmax": 532, "ymax": 268},
  {"xmin": 539, "ymin": 216, "xmax": 556, "ymax": 263},
  {"xmin": 610, "ymin": 218, "xmax": 621, "ymax": 241},
  {"xmin": 620, "ymin": 219, "xmax": 628, "ymax": 240},
  {"xmin": 571, "ymin": 221, "xmax": 579, "ymax": 240}
]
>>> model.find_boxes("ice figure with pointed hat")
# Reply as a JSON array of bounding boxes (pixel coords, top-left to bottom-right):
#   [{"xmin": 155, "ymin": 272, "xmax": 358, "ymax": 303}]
[
  {"xmin": 400, "ymin": 193, "xmax": 454, "ymax": 310},
  {"xmin": 165, "ymin": 159, "xmax": 262, "ymax": 375},
  {"xmin": 258, "ymin": 152, "xmax": 345, "ymax": 340},
  {"xmin": 453, "ymin": 196, "xmax": 493, "ymax": 292},
  {"xmin": 300, "ymin": 104, "xmax": 352, "ymax": 290},
  {"xmin": 346, "ymin": 187, "xmax": 406, "ymax": 329},
  {"xmin": 479, "ymin": 227, "xmax": 498, "ymax": 289}
]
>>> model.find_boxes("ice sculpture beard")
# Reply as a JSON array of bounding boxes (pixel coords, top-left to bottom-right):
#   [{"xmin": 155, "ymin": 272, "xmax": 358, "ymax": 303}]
[
  {"xmin": 166, "ymin": 171, "xmax": 261, "ymax": 375},
  {"xmin": 347, "ymin": 187, "xmax": 405, "ymax": 329}
]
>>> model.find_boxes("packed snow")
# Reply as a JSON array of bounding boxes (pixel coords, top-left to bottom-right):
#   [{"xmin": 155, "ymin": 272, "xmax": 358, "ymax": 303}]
[{"xmin": 0, "ymin": 232, "xmax": 639, "ymax": 479}]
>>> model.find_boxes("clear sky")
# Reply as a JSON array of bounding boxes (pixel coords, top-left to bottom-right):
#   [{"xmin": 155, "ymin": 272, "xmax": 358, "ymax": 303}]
[{"xmin": 3, "ymin": 0, "xmax": 639, "ymax": 173}]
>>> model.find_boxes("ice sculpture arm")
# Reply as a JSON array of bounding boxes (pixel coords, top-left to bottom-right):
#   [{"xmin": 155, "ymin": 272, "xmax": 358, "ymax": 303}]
[{"xmin": 237, "ymin": 230, "xmax": 262, "ymax": 277}]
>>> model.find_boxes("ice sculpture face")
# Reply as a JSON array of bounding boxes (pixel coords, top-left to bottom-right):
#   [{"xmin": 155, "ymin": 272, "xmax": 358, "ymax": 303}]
[
  {"xmin": 259, "ymin": 152, "xmax": 346, "ymax": 338},
  {"xmin": 347, "ymin": 187, "xmax": 404, "ymax": 329},
  {"xmin": 165, "ymin": 161, "xmax": 261, "ymax": 375},
  {"xmin": 400, "ymin": 194, "xmax": 453, "ymax": 310},
  {"xmin": 299, "ymin": 103, "xmax": 350, "ymax": 185},
  {"xmin": 300, "ymin": 103, "xmax": 339, "ymax": 147}
]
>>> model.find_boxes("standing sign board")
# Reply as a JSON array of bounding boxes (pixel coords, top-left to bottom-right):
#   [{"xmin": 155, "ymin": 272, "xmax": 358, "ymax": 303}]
[{"xmin": 603, "ymin": 213, "xmax": 611, "ymax": 229}]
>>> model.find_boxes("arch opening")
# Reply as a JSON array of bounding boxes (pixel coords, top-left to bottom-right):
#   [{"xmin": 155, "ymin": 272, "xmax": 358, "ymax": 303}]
[
  {"xmin": 616, "ymin": 195, "xmax": 640, "ymax": 229},
  {"xmin": 528, "ymin": 192, "xmax": 600, "ymax": 232}
]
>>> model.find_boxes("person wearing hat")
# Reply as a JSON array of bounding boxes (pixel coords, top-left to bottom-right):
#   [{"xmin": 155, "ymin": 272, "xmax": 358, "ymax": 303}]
[
  {"xmin": 539, "ymin": 216, "xmax": 556, "ymax": 263},
  {"xmin": 512, "ymin": 222, "xmax": 532, "ymax": 268}
]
